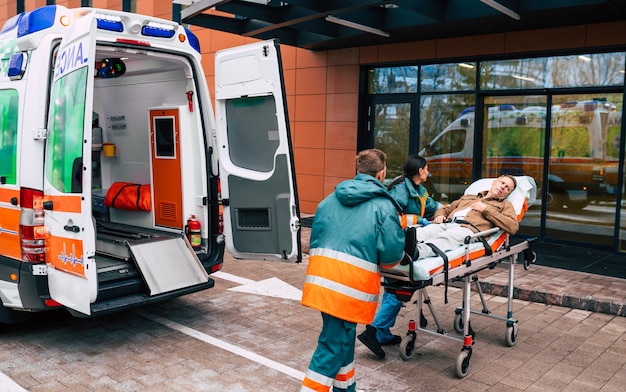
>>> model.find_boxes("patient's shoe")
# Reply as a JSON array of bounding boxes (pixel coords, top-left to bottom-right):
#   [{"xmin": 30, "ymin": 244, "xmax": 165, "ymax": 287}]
[
  {"xmin": 357, "ymin": 325, "xmax": 385, "ymax": 359},
  {"xmin": 404, "ymin": 226, "xmax": 419, "ymax": 259},
  {"xmin": 380, "ymin": 335, "xmax": 402, "ymax": 346}
]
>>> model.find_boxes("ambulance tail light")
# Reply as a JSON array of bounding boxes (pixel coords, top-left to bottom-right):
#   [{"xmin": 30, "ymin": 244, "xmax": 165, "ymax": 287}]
[
  {"xmin": 19, "ymin": 188, "xmax": 46, "ymax": 263},
  {"xmin": 116, "ymin": 38, "xmax": 151, "ymax": 47}
]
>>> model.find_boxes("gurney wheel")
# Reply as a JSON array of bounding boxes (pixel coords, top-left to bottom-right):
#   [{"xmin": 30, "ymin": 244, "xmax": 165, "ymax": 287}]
[
  {"xmin": 455, "ymin": 349, "xmax": 471, "ymax": 378},
  {"xmin": 399, "ymin": 334, "xmax": 415, "ymax": 361},
  {"xmin": 505, "ymin": 325, "xmax": 518, "ymax": 347},
  {"xmin": 453, "ymin": 313, "xmax": 464, "ymax": 334}
]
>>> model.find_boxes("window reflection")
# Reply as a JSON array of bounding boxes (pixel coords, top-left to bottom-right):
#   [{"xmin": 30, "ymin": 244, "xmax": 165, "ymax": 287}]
[
  {"xmin": 421, "ymin": 62, "xmax": 476, "ymax": 92},
  {"xmin": 481, "ymin": 52, "xmax": 626, "ymax": 90},
  {"xmin": 368, "ymin": 66, "xmax": 418, "ymax": 94}
]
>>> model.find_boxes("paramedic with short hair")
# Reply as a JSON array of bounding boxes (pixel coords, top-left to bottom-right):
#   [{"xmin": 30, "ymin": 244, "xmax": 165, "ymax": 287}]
[
  {"xmin": 301, "ymin": 149, "xmax": 406, "ymax": 392},
  {"xmin": 358, "ymin": 155, "xmax": 438, "ymax": 359},
  {"xmin": 406, "ymin": 175, "xmax": 519, "ymax": 261}
]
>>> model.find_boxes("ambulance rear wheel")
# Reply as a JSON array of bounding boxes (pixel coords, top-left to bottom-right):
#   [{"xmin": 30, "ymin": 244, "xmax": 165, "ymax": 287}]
[
  {"xmin": 399, "ymin": 335, "xmax": 415, "ymax": 360},
  {"xmin": 455, "ymin": 350, "xmax": 471, "ymax": 378}
]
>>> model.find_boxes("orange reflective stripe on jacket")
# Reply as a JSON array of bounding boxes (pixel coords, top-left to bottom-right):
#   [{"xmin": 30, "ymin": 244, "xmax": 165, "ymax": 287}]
[
  {"xmin": 302, "ymin": 248, "xmax": 380, "ymax": 325},
  {"xmin": 400, "ymin": 213, "xmax": 418, "ymax": 228}
]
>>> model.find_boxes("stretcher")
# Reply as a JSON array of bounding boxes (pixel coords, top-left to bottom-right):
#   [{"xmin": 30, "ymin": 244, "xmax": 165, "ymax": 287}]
[{"xmin": 380, "ymin": 176, "xmax": 537, "ymax": 378}]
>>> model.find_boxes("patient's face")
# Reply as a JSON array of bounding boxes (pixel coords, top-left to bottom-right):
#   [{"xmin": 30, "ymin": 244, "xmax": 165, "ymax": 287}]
[{"xmin": 488, "ymin": 176, "xmax": 515, "ymax": 199}]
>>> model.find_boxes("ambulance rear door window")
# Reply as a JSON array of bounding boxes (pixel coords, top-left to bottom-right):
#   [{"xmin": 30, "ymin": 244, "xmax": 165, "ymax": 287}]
[{"xmin": 0, "ymin": 89, "xmax": 18, "ymax": 185}]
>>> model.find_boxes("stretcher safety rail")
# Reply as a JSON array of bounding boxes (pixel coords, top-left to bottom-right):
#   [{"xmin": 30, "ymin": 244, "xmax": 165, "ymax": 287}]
[{"xmin": 379, "ymin": 176, "xmax": 537, "ymax": 378}]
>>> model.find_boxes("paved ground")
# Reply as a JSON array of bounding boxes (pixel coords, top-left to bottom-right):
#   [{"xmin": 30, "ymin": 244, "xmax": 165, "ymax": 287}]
[{"xmin": 0, "ymin": 227, "xmax": 623, "ymax": 391}]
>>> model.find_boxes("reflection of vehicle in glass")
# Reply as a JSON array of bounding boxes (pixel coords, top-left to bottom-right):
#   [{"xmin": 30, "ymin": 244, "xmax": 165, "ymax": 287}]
[
  {"xmin": 0, "ymin": 6, "xmax": 299, "ymax": 324},
  {"xmin": 421, "ymin": 101, "xmax": 615, "ymax": 210}
]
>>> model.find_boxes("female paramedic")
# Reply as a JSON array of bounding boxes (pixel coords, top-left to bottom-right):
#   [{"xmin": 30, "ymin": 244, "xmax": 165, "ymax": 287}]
[{"xmin": 357, "ymin": 155, "xmax": 439, "ymax": 359}]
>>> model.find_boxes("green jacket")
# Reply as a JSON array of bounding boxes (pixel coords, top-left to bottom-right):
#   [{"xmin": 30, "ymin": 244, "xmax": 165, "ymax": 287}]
[{"xmin": 389, "ymin": 177, "xmax": 438, "ymax": 225}]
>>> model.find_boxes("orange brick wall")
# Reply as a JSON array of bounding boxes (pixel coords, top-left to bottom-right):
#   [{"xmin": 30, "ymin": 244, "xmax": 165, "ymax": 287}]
[{"xmin": 1, "ymin": 1, "xmax": 625, "ymax": 214}]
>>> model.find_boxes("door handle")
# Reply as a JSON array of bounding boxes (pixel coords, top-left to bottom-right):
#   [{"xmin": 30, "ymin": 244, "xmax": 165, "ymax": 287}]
[{"xmin": 64, "ymin": 225, "xmax": 80, "ymax": 233}]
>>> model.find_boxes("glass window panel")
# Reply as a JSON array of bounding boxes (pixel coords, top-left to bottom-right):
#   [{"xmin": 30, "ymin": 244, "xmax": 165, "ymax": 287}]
[
  {"xmin": 419, "ymin": 94, "xmax": 475, "ymax": 202},
  {"xmin": 45, "ymin": 67, "xmax": 87, "ymax": 194},
  {"xmin": 481, "ymin": 52, "xmax": 626, "ymax": 90},
  {"xmin": 372, "ymin": 102, "xmax": 411, "ymax": 179},
  {"xmin": 368, "ymin": 66, "xmax": 418, "ymax": 94},
  {"xmin": 420, "ymin": 62, "xmax": 476, "ymax": 92},
  {"xmin": 0, "ymin": 89, "xmax": 19, "ymax": 185}
]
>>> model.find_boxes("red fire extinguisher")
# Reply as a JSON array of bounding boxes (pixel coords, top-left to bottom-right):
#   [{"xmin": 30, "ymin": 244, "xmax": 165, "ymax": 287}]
[{"xmin": 186, "ymin": 215, "xmax": 202, "ymax": 250}]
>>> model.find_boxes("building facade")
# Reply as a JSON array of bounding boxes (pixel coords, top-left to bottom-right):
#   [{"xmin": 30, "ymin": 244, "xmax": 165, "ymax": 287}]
[{"xmin": 3, "ymin": 0, "xmax": 626, "ymax": 253}]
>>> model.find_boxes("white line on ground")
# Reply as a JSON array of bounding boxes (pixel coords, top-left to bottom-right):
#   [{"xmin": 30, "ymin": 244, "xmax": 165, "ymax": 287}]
[
  {"xmin": 138, "ymin": 310, "xmax": 306, "ymax": 381},
  {"xmin": 0, "ymin": 371, "xmax": 28, "ymax": 392}
]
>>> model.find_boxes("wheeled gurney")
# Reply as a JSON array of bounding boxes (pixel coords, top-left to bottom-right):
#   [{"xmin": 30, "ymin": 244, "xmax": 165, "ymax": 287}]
[{"xmin": 380, "ymin": 176, "xmax": 537, "ymax": 378}]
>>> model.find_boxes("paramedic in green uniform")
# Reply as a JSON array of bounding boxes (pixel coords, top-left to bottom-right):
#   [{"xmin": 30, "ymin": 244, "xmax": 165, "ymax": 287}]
[
  {"xmin": 300, "ymin": 149, "xmax": 407, "ymax": 392},
  {"xmin": 357, "ymin": 155, "xmax": 439, "ymax": 359}
]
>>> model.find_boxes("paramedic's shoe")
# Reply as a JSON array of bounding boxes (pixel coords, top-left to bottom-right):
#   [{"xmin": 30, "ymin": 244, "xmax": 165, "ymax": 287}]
[
  {"xmin": 380, "ymin": 335, "xmax": 402, "ymax": 346},
  {"xmin": 357, "ymin": 326, "xmax": 385, "ymax": 359}
]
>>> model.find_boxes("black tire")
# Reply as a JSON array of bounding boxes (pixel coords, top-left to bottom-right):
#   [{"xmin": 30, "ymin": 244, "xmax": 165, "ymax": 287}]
[
  {"xmin": 455, "ymin": 350, "xmax": 471, "ymax": 378},
  {"xmin": 399, "ymin": 335, "xmax": 415, "ymax": 360}
]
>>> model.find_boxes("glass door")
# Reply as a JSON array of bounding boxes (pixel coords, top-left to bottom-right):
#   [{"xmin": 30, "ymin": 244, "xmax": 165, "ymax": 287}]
[
  {"xmin": 483, "ymin": 93, "xmax": 623, "ymax": 247},
  {"xmin": 371, "ymin": 100, "xmax": 413, "ymax": 181},
  {"xmin": 482, "ymin": 96, "xmax": 546, "ymax": 239}
]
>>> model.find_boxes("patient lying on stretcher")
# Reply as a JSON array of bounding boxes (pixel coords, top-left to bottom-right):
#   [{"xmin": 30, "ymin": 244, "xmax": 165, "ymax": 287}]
[{"xmin": 404, "ymin": 175, "xmax": 519, "ymax": 262}]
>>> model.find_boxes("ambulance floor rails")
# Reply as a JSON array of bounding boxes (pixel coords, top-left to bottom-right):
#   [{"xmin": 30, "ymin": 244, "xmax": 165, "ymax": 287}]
[{"xmin": 380, "ymin": 176, "xmax": 537, "ymax": 378}]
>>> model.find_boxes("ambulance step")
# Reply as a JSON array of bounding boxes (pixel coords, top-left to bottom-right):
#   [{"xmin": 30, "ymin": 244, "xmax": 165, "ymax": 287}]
[
  {"xmin": 69, "ymin": 279, "xmax": 215, "ymax": 318},
  {"xmin": 127, "ymin": 236, "xmax": 210, "ymax": 296},
  {"xmin": 95, "ymin": 256, "xmax": 138, "ymax": 283}
]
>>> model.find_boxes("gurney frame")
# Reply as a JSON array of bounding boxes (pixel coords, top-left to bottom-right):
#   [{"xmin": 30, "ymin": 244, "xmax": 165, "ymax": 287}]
[{"xmin": 380, "ymin": 230, "xmax": 536, "ymax": 378}]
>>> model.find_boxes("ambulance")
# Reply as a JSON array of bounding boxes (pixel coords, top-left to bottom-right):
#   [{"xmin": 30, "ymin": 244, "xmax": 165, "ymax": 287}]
[
  {"xmin": 0, "ymin": 6, "xmax": 300, "ymax": 324},
  {"xmin": 420, "ymin": 101, "xmax": 614, "ymax": 210}
]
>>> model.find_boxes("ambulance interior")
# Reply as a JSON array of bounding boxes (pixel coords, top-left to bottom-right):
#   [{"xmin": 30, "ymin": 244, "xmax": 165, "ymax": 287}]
[{"xmin": 82, "ymin": 45, "xmax": 213, "ymax": 297}]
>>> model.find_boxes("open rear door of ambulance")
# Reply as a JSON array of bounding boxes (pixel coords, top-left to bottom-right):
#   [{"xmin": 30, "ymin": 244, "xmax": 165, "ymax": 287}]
[
  {"xmin": 43, "ymin": 12, "xmax": 97, "ymax": 315},
  {"xmin": 215, "ymin": 39, "xmax": 301, "ymax": 262}
]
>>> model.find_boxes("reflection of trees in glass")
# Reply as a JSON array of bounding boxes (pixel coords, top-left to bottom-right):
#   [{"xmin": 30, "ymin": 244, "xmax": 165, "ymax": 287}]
[
  {"xmin": 420, "ymin": 94, "xmax": 474, "ymax": 148},
  {"xmin": 552, "ymin": 53, "xmax": 625, "ymax": 87},
  {"xmin": 487, "ymin": 127, "xmax": 544, "ymax": 157},
  {"xmin": 369, "ymin": 66, "xmax": 418, "ymax": 94},
  {"xmin": 481, "ymin": 52, "xmax": 625, "ymax": 90},
  {"xmin": 373, "ymin": 103, "xmax": 410, "ymax": 179},
  {"xmin": 421, "ymin": 63, "xmax": 476, "ymax": 92}
]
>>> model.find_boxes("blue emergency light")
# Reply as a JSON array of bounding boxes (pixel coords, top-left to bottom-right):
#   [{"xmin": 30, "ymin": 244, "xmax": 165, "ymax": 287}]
[
  {"xmin": 142, "ymin": 22, "xmax": 176, "ymax": 39},
  {"xmin": 95, "ymin": 16, "xmax": 124, "ymax": 32},
  {"xmin": 185, "ymin": 28, "xmax": 201, "ymax": 54},
  {"xmin": 17, "ymin": 5, "xmax": 57, "ymax": 38}
]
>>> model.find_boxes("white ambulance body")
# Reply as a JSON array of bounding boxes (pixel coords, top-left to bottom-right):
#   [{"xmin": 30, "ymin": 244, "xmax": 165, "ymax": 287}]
[
  {"xmin": 421, "ymin": 101, "xmax": 612, "ymax": 210},
  {"xmin": 0, "ymin": 6, "xmax": 300, "ymax": 323}
]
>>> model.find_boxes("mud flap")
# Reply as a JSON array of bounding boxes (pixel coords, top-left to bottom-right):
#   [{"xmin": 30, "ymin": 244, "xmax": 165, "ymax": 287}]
[{"xmin": 127, "ymin": 236, "xmax": 209, "ymax": 295}]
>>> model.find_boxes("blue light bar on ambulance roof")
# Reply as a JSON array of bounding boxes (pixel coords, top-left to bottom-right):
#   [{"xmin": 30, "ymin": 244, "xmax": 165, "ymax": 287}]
[
  {"xmin": 142, "ymin": 21, "xmax": 176, "ymax": 38},
  {"xmin": 95, "ymin": 13, "xmax": 124, "ymax": 32},
  {"xmin": 1, "ymin": 13, "xmax": 22, "ymax": 34},
  {"xmin": 185, "ymin": 27, "xmax": 201, "ymax": 54},
  {"xmin": 17, "ymin": 5, "xmax": 57, "ymax": 38}
]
